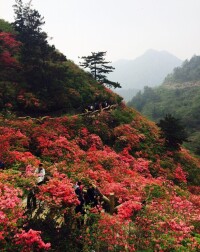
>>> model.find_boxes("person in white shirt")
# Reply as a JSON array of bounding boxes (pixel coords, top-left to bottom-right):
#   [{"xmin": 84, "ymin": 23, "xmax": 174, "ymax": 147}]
[{"xmin": 35, "ymin": 163, "xmax": 45, "ymax": 185}]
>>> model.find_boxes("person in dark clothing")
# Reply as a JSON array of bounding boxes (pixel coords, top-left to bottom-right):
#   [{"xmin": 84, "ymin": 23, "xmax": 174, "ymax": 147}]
[
  {"xmin": 86, "ymin": 184, "xmax": 99, "ymax": 207},
  {"xmin": 0, "ymin": 161, "xmax": 5, "ymax": 170},
  {"xmin": 27, "ymin": 187, "xmax": 37, "ymax": 209},
  {"xmin": 87, "ymin": 105, "xmax": 94, "ymax": 112},
  {"xmin": 102, "ymin": 101, "xmax": 108, "ymax": 108},
  {"xmin": 75, "ymin": 181, "xmax": 85, "ymax": 214},
  {"xmin": 94, "ymin": 102, "xmax": 99, "ymax": 111}
]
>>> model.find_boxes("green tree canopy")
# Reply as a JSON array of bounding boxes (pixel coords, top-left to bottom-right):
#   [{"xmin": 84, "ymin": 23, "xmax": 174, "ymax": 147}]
[
  {"xmin": 164, "ymin": 55, "xmax": 200, "ymax": 83},
  {"xmin": 0, "ymin": 19, "xmax": 16, "ymax": 34},
  {"xmin": 157, "ymin": 114, "xmax": 188, "ymax": 150},
  {"xmin": 79, "ymin": 51, "xmax": 121, "ymax": 88}
]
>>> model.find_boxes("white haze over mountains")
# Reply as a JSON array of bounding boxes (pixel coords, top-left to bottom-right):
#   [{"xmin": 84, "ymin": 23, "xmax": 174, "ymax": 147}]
[
  {"xmin": 1, "ymin": 0, "xmax": 200, "ymax": 64},
  {"xmin": 110, "ymin": 49, "xmax": 182, "ymax": 102}
]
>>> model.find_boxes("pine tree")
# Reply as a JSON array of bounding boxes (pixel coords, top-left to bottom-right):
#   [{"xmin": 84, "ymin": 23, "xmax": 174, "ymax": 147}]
[
  {"xmin": 13, "ymin": 0, "xmax": 50, "ymax": 64},
  {"xmin": 12, "ymin": 0, "xmax": 67, "ymax": 94},
  {"xmin": 80, "ymin": 51, "xmax": 121, "ymax": 88},
  {"xmin": 157, "ymin": 114, "xmax": 188, "ymax": 150}
]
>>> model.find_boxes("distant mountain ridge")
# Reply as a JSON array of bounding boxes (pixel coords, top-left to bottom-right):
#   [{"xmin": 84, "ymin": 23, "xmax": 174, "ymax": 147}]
[{"xmin": 110, "ymin": 49, "xmax": 182, "ymax": 101}]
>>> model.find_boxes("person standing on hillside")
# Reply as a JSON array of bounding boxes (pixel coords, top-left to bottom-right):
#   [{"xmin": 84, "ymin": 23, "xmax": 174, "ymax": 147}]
[
  {"xmin": 74, "ymin": 181, "xmax": 85, "ymax": 214},
  {"xmin": 0, "ymin": 161, "xmax": 5, "ymax": 170},
  {"xmin": 35, "ymin": 163, "xmax": 46, "ymax": 185},
  {"xmin": 86, "ymin": 184, "xmax": 99, "ymax": 207},
  {"xmin": 27, "ymin": 163, "xmax": 46, "ymax": 209}
]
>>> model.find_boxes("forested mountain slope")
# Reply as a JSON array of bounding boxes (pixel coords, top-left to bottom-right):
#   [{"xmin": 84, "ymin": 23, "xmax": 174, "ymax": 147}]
[{"xmin": 128, "ymin": 55, "xmax": 200, "ymax": 155}]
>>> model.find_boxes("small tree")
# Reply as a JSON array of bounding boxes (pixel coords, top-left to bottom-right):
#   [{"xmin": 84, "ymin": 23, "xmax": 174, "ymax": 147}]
[
  {"xmin": 157, "ymin": 114, "xmax": 188, "ymax": 150},
  {"xmin": 79, "ymin": 51, "xmax": 121, "ymax": 88}
]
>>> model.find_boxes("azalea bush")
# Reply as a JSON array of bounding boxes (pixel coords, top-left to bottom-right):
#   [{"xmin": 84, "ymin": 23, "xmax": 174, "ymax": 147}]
[{"xmin": 14, "ymin": 229, "xmax": 51, "ymax": 252}]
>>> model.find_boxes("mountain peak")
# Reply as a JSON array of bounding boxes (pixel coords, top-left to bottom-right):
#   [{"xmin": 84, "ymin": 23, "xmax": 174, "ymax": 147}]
[
  {"xmin": 142, "ymin": 49, "xmax": 181, "ymax": 60},
  {"xmin": 110, "ymin": 49, "xmax": 183, "ymax": 93}
]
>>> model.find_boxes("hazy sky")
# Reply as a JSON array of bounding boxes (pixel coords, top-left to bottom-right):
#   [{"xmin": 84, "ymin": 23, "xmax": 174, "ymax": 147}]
[{"xmin": 1, "ymin": 0, "xmax": 200, "ymax": 63}]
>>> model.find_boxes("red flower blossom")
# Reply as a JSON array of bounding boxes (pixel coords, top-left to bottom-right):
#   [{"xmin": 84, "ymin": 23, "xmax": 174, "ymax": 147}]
[{"xmin": 15, "ymin": 229, "xmax": 51, "ymax": 251}]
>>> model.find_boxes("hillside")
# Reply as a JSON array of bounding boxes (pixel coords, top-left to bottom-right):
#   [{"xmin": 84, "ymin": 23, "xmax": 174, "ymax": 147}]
[
  {"xmin": 0, "ymin": 3, "xmax": 200, "ymax": 252},
  {"xmin": 1, "ymin": 105, "xmax": 200, "ymax": 251},
  {"xmin": 0, "ymin": 17, "xmax": 121, "ymax": 116},
  {"xmin": 110, "ymin": 49, "xmax": 182, "ymax": 101},
  {"xmin": 128, "ymin": 55, "xmax": 200, "ymax": 155}
]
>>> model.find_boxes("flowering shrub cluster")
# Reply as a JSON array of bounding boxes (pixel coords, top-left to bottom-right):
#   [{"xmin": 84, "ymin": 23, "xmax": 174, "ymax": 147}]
[
  {"xmin": 76, "ymin": 127, "xmax": 103, "ymax": 150},
  {"xmin": 38, "ymin": 171, "xmax": 79, "ymax": 209},
  {"xmin": 17, "ymin": 92, "xmax": 42, "ymax": 110},
  {"xmin": 15, "ymin": 229, "xmax": 51, "ymax": 252},
  {"xmin": 0, "ymin": 32, "xmax": 21, "ymax": 67},
  {"xmin": 135, "ymin": 191, "xmax": 200, "ymax": 251},
  {"xmin": 174, "ymin": 163, "xmax": 187, "ymax": 183},
  {"xmin": 0, "ymin": 182, "xmax": 23, "ymax": 243},
  {"xmin": 0, "ymin": 106, "xmax": 200, "ymax": 251},
  {"xmin": 114, "ymin": 124, "xmax": 145, "ymax": 151}
]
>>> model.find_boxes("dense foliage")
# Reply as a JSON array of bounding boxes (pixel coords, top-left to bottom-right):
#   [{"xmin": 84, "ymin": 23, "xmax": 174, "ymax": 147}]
[
  {"xmin": 157, "ymin": 114, "xmax": 188, "ymax": 150},
  {"xmin": 0, "ymin": 105, "xmax": 200, "ymax": 251},
  {"xmin": 164, "ymin": 55, "xmax": 200, "ymax": 83},
  {"xmin": 128, "ymin": 59, "xmax": 200, "ymax": 154}
]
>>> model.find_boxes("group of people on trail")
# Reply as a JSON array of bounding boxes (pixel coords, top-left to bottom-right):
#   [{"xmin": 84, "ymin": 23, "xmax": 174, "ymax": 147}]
[
  {"xmin": 27, "ymin": 163, "xmax": 46, "ymax": 210},
  {"xmin": 84, "ymin": 101, "xmax": 109, "ymax": 113},
  {"xmin": 74, "ymin": 181, "xmax": 102, "ymax": 214},
  {"xmin": 1, "ymin": 160, "xmax": 103, "ymax": 214},
  {"xmin": 26, "ymin": 164, "xmax": 102, "ymax": 214}
]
